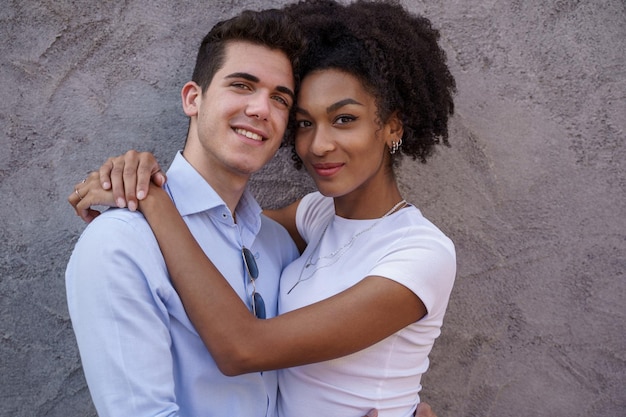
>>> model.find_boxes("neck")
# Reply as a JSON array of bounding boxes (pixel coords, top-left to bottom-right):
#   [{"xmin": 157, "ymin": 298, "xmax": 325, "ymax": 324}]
[
  {"xmin": 181, "ymin": 147, "xmax": 249, "ymax": 218},
  {"xmin": 333, "ymin": 179, "xmax": 404, "ymax": 220}
]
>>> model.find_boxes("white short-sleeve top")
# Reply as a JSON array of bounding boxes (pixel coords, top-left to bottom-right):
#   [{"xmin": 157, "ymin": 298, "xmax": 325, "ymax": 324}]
[{"xmin": 277, "ymin": 192, "xmax": 456, "ymax": 417}]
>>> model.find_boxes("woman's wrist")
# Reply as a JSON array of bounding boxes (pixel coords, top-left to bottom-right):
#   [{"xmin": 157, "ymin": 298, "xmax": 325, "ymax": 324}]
[{"xmin": 137, "ymin": 183, "xmax": 168, "ymax": 215}]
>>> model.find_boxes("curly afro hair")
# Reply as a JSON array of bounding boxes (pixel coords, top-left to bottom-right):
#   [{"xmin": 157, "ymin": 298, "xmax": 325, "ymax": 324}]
[{"xmin": 283, "ymin": 0, "xmax": 456, "ymax": 168}]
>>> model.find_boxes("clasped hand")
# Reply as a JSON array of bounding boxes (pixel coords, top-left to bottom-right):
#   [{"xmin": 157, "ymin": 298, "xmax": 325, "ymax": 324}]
[{"xmin": 68, "ymin": 150, "xmax": 166, "ymax": 223}]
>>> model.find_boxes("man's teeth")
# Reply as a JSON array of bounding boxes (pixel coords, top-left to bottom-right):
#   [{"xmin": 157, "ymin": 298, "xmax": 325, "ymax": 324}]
[{"xmin": 235, "ymin": 128, "xmax": 263, "ymax": 141}]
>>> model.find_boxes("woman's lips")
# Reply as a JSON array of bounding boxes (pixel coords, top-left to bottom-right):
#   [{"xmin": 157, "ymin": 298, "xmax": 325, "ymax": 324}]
[{"xmin": 312, "ymin": 163, "xmax": 344, "ymax": 177}]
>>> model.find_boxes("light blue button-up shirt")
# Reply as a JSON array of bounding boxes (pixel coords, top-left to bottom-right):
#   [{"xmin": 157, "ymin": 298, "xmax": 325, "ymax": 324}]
[{"xmin": 66, "ymin": 152, "xmax": 298, "ymax": 417}]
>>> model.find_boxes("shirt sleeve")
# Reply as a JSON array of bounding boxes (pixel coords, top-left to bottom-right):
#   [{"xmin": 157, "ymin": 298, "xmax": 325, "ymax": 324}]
[
  {"xmin": 369, "ymin": 223, "xmax": 456, "ymax": 319},
  {"xmin": 295, "ymin": 192, "xmax": 334, "ymax": 245},
  {"xmin": 65, "ymin": 212, "xmax": 180, "ymax": 417}
]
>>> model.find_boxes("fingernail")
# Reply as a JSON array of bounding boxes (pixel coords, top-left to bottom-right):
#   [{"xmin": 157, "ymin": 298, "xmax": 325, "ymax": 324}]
[
  {"xmin": 137, "ymin": 190, "xmax": 145, "ymax": 200},
  {"xmin": 103, "ymin": 181, "xmax": 111, "ymax": 189},
  {"xmin": 116, "ymin": 198, "xmax": 126, "ymax": 208},
  {"xmin": 128, "ymin": 201, "xmax": 137, "ymax": 211}
]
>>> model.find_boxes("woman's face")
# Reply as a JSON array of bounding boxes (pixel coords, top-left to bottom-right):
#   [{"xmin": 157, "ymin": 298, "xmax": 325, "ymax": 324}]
[{"xmin": 295, "ymin": 69, "xmax": 397, "ymax": 200}]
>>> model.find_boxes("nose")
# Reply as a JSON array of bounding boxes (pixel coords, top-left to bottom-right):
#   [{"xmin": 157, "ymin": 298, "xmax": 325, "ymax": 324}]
[
  {"xmin": 308, "ymin": 126, "xmax": 335, "ymax": 156},
  {"xmin": 245, "ymin": 93, "xmax": 271, "ymax": 121}
]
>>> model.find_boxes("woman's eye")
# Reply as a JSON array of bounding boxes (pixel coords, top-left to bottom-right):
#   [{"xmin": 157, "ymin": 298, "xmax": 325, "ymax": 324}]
[
  {"xmin": 335, "ymin": 115, "xmax": 356, "ymax": 124},
  {"xmin": 297, "ymin": 120, "xmax": 312, "ymax": 128}
]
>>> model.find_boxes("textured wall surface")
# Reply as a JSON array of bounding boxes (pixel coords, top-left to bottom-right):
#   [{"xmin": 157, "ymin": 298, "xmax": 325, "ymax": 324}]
[{"xmin": 1, "ymin": 1, "xmax": 624, "ymax": 416}]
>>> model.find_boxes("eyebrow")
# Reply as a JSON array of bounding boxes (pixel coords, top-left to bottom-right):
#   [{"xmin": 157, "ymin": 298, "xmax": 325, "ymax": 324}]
[
  {"xmin": 225, "ymin": 72, "xmax": 295, "ymax": 101},
  {"xmin": 296, "ymin": 98, "xmax": 364, "ymax": 116}
]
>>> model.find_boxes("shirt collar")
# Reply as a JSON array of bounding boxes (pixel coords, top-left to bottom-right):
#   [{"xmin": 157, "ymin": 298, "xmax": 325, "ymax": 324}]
[{"xmin": 164, "ymin": 151, "xmax": 262, "ymax": 234}]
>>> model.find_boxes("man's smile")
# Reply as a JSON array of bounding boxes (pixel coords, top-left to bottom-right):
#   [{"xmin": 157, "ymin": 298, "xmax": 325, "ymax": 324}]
[{"xmin": 234, "ymin": 128, "xmax": 265, "ymax": 141}]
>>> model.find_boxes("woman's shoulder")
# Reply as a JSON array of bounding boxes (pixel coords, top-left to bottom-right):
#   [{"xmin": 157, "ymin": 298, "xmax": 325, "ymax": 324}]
[
  {"xmin": 299, "ymin": 191, "xmax": 332, "ymax": 210},
  {"xmin": 298, "ymin": 191, "xmax": 334, "ymax": 221},
  {"xmin": 296, "ymin": 192, "xmax": 334, "ymax": 243},
  {"xmin": 394, "ymin": 206, "xmax": 455, "ymax": 254}
]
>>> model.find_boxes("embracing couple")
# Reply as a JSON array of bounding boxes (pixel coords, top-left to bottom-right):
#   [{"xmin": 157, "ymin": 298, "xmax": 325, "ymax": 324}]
[{"xmin": 67, "ymin": 0, "xmax": 456, "ymax": 416}]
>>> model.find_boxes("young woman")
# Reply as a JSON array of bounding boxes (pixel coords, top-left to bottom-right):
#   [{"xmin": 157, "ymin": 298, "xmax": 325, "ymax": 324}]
[{"xmin": 72, "ymin": 1, "xmax": 456, "ymax": 415}]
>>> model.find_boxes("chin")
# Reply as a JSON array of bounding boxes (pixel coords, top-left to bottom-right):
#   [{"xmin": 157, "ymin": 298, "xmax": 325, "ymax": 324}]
[{"xmin": 313, "ymin": 183, "xmax": 347, "ymax": 199}]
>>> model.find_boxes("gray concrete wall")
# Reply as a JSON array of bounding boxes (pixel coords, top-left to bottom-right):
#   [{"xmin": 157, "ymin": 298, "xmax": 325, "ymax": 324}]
[{"xmin": 1, "ymin": 1, "xmax": 624, "ymax": 416}]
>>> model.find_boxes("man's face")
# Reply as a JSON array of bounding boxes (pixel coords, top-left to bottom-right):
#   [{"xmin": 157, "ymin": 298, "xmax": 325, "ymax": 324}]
[{"xmin": 183, "ymin": 41, "xmax": 295, "ymax": 182}]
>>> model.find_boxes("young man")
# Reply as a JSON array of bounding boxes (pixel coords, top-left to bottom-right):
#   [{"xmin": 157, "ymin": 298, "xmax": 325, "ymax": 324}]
[{"xmin": 66, "ymin": 9, "xmax": 303, "ymax": 417}]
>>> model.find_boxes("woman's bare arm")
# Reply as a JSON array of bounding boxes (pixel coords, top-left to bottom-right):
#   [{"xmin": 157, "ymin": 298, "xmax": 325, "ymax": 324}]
[
  {"xmin": 71, "ymin": 152, "xmax": 427, "ymax": 375},
  {"xmin": 140, "ymin": 185, "xmax": 426, "ymax": 376}
]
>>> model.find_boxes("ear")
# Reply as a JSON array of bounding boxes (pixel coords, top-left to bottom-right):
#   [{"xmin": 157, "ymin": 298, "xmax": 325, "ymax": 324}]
[
  {"xmin": 181, "ymin": 81, "xmax": 202, "ymax": 117},
  {"xmin": 384, "ymin": 111, "xmax": 403, "ymax": 146}
]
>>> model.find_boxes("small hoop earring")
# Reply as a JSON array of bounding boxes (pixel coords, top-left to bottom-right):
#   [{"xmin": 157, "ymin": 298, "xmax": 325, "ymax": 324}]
[{"xmin": 389, "ymin": 138, "xmax": 402, "ymax": 155}]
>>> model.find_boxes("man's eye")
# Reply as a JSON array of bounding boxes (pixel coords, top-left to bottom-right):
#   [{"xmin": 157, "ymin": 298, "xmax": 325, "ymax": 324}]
[{"xmin": 273, "ymin": 95, "xmax": 289, "ymax": 107}]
